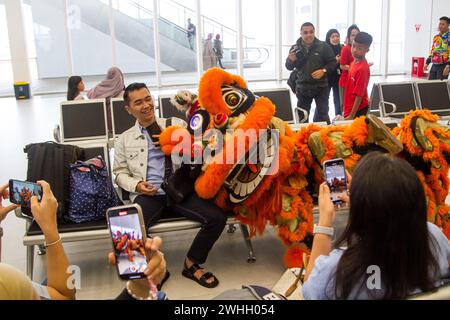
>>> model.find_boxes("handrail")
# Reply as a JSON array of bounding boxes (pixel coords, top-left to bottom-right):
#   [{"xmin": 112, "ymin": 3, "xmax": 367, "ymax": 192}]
[{"xmin": 127, "ymin": 0, "xmax": 254, "ymax": 45}]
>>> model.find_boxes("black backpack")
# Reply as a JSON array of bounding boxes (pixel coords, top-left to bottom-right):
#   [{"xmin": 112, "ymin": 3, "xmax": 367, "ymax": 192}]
[{"xmin": 23, "ymin": 142, "xmax": 84, "ymax": 222}]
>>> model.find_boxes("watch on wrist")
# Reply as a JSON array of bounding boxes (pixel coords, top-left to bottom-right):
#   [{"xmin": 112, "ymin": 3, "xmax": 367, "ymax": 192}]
[
  {"xmin": 322, "ymin": 68, "xmax": 327, "ymax": 73},
  {"xmin": 313, "ymin": 224, "xmax": 334, "ymax": 237}
]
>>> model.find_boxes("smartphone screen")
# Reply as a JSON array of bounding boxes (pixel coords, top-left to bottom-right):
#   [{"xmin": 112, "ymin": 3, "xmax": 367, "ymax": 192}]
[
  {"xmin": 9, "ymin": 180, "xmax": 43, "ymax": 208},
  {"xmin": 323, "ymin": 159, "xmax": 348, "ymax": 205},
  {"xmin": 107, "ymin": 205, "xmax": 148, "ymax": 280}
]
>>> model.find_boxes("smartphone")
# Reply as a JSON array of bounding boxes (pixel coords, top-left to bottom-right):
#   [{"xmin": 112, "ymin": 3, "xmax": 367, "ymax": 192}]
[
  {"xmin": 146, "ymin": 121, "xmax": 162, "ymax": 144},
  {"xmin": 8, "ymin": 179, "xmax": 43, "ymax": 208},
  {"xmin": 323, "ymin": 159, "xmax": 348, "ymax": 205},
  {"xmin": 106, "ymin": 204, "xmax": 148, "ymax": 281}
]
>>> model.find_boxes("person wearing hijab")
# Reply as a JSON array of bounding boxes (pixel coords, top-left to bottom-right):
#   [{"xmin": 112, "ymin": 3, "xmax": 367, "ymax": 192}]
[
  {"xmin": 325, "ymin": 29, "xmax": 343, "ymax": 117},
  {"xmin": 67, "ymin": 76, "xmax": 85, "ymax": 101},
  {"xmin": 88, "ymin": 67, "xmax": 126, "ymax": 132},
  {"xmin": 87, "ymin": 67, "xmax": 125, "ymax": 100}
]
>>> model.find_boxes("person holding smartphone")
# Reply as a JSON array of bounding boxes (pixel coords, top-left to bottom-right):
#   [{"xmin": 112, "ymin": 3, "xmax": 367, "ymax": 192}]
[
  {"xmin": 0, "ymin": 181, "xmax": 76, "ymax": 300},
  {"xmin": 113, "ymin": 83, "xmax": 227, "ymax": 289},
  {"xmin": 302, "ymin": 153, "xmax": 450, "ymax": 300}
]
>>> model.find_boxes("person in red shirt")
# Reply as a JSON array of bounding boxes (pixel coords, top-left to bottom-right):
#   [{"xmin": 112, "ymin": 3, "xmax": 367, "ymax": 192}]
[
  {"xmin": 339, "ymin": 25, "xmax": 360, "ymax": 107},
  {"xmin": 343, "ymin": 32, "xmax": 373, "ymax": 120}
]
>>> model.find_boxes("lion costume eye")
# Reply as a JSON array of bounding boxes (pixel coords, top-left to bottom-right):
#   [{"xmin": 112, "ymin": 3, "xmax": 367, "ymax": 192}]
[{"xmin": 222, "ymin": 87, "xmax": 246, "ymax": 111}]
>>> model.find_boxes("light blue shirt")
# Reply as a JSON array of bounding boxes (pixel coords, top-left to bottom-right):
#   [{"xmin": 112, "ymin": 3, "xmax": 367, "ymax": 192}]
[
  {"xmin": 302, "ymin": 223, "xmax": 450, "ymax": 300},
  {"xmin": 141, "ymin": 126, "xmax": 165, "ymax": 195}
]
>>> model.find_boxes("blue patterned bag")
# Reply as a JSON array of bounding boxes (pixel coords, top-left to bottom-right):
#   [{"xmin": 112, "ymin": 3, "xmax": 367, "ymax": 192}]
[{"xmin": 67, "ymin": 157, "xmax": 121, "ymax": 224}]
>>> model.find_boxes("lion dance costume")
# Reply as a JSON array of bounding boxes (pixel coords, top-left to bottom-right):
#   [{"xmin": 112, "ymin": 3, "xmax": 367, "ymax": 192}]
[{"xmin": 159, "ymin": 68, "xmax": 450, "ymax": 268}]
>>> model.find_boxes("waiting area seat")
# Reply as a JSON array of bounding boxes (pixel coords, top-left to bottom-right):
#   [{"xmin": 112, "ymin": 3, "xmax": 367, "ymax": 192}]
[{"xmin": 17, "ymin": 208, "xmax": 256, "ymax": 280}]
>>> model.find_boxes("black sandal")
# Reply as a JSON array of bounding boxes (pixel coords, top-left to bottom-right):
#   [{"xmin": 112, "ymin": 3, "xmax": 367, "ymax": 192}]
[{"xmin": 182, "ymin": 262, "xmax": 219, "ymax": 289}]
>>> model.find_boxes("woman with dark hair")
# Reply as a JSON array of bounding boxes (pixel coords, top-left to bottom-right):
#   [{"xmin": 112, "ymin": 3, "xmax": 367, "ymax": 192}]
[
  {"xmin": 67, "ymin": 76, "xmax": 85, "ymax": 101},
  {"xmin": 303, "ymin": 153, "xmax": 450, "ymax": 300},
  {"xmin": 338, "ymin": 25, "xmax": 360, "ymax": 108},
  {"xmin": 325, "ymin": 29, "xmax": 343, "ymax": 117}
]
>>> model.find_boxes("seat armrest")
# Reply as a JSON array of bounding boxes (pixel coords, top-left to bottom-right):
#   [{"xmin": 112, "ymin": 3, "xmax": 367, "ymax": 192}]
[
  {"xmin": 379, "ymin": 101, "xmax": 397, "ymax": 116},
  {"xmin": 295, "ymin": 107, "xmax": 309, "ymax": 124}
]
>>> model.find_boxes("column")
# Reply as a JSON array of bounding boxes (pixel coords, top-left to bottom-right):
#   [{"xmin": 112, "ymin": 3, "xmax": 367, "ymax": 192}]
[{"xmin": 4, "ymin": 0, "xmax": 31, "ymax": 83}]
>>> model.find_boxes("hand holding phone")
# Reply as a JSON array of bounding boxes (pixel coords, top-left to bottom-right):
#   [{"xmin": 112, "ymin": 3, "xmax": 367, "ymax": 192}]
[
  {"xmin": 107, "ymin": 204, "xmax": 149, "ymax": 281},
  {"xmin": 136, "ymin": 182, "xmax": 159, "ymax": 196},
  {"xmin": 0, "ymin": 183, "xmax": 20, "ymax": 222},
  {"xmin": 9, "ymin": 179, "xmax": 43, "ymax": 208},
  {"xmin": 323, "ymin": 159, "xmax": 348, "ymax": 206},
  {"xmin": 28, "ymin": 181, "xmax": 59, "ymax": 236},
  {"xmin": 146, "ymin": 121, "xmax": 162, "ymax": 146}
]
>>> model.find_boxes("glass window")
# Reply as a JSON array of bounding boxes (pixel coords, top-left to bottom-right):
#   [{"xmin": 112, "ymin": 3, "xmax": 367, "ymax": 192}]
[
  {"xmin": 242, "ymin": 0, "xmax": 275, "ymax": 81},
  {"xmin": 30, "ymin": 0, "xmax": 71, "ymax": 79},
  {"xmin": 0, "ymin": 3, "xmax": 13, "ymax": 93},
  {"xmin": 388, "ymin": 0, "xmax": 406, "ymax": 74},
  {"xmin": 201, "ymin": 0, "xmax": 237, "ymax": 75},
  {"xmin": 68, "ymin": 0, "xmax": 113, "ymax": 77},
  {"xmin": 160, "ymin": 0, "xmax": 198, "ymax": 86},
  {"xmin": 282, "ymin": 0, "xmax": 313, "ymax": 79},
  {"xmin": 23, "ymin": 4, "xmax": 38, "ymax": 82},
  {"xmin": 318, "ymin": 0, "xmax": 348, "ymax": 42},
  {"xmin": 111, "ymin": 0, "xmax": 157, "ymax": 87},
  {"xmin": 355, "ymin": 0, "xmax": 382, "ymax": 74}
]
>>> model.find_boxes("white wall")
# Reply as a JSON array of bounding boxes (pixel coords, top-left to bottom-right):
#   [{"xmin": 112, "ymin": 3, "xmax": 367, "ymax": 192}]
[{"xmin": 404, "ymin": 0, "xmax": 450, "ymax": 73}]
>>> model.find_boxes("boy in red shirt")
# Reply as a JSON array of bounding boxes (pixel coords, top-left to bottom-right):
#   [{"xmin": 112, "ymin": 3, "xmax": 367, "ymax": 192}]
[{"xmin": 343, "ymin": 32, "xmax": 373, "ymax": 120}]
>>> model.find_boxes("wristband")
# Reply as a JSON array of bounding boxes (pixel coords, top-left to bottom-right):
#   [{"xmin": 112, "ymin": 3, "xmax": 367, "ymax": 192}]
[{"xmin": 313, "ymin": 224, "xmax": 334, "ymax": 237}]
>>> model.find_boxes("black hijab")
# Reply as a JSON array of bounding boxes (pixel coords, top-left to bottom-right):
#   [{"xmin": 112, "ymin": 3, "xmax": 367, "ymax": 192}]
[{"xmin": 325, "ymin": 29, "xmax": 342, "ymax": 56}]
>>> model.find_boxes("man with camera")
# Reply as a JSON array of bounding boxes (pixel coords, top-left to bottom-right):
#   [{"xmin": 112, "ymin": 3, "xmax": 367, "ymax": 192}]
[
  {"xmin": 113, "ymin": 83, "xmax": 226, "ymax": 289},
  {"xmin": 286, "ymin": 22, "xmax": 337, "ymax": 124}
]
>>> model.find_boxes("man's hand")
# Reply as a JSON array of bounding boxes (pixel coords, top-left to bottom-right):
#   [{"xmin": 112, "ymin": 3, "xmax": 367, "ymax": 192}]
[
  {"xmin": 108, "ymin": 237, "xmax": 167, "ymax": 286},
  {"xmin": 136, "ymin": 182, "xmax": 159, "ymax": 196},
  {"xmin": 424, "ymin": 64, "xmax": 429, "ymax": 73},
  {"xmin": 288, "ymin": 52, "xmax": 297, "ymax": 62},
  {"xmin": 336, "ymin": 55, "xmax": 341, "ymax": 63},
  {"xmin": 318, "ymin": 183, "xmax": 336, "ymax": 228},
  {"xmin": 311, "ymin": 69, "xmax": 326, "ymax": 80},
  {"xmin": 0, "ymin": 184, "xmax": 19, "ymax": 223},
  {"xmin": 444, "ymin": 65, "xmax": 450, "ymax": 77},
  {"xmin": 30, "ymin": 181, "xmax": 58, "ymax": 237}
]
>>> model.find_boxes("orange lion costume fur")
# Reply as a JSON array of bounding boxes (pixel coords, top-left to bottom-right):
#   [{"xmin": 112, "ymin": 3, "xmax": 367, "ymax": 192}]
[{"xmin": 159, "ymin": 68, "xmax": 450, "ymax": 268}]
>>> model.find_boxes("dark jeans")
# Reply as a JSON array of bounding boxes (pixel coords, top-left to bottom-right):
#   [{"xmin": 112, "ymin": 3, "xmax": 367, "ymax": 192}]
[
  {"xmin": 329, "ymin": 83, "xmax": 342, "ymax": 116},
  {"xmin": 429, "ymin": 64, "xmax": 449, "ymax": 80},
  {"xmin": 296, "ymin": 86, "xmax": 331, "ymax": 124},
  {"xmin": 134, "ymin": 193, "xmax": 227, "ymax": 265}
]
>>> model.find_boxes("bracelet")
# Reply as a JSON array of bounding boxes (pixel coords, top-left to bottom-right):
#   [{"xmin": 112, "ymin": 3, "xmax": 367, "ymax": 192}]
[
  {"xmin": 126, "ymin": 281, "xmax": 155, "ymax": 301},
  {"xmin": 0, "ymin": 227, "xmax": 3, "ymax": 238},
  {"xmin": 44, "ymin": 235, "xmax": 62, "ymax": 248}
]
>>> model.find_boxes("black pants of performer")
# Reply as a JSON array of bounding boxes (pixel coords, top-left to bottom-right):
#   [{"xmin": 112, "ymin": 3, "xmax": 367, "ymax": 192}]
[
  {"xmin": 429, "ymin": 64, "xmax": 449, "ymax": 80},
  {"xmin": 328, "ymin": 83, "xmax": 342, "ymax": 117},
  {"xmin": 296, "ymin": 86, "xmax": 331, "ymax": 124},
  {"xmin": 217, "ymin": 58, "xmax": 225, "ymax": 69},
  {"xmin": 134, "ymin": 193, "xmax": 227, "ymax": 265}
]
